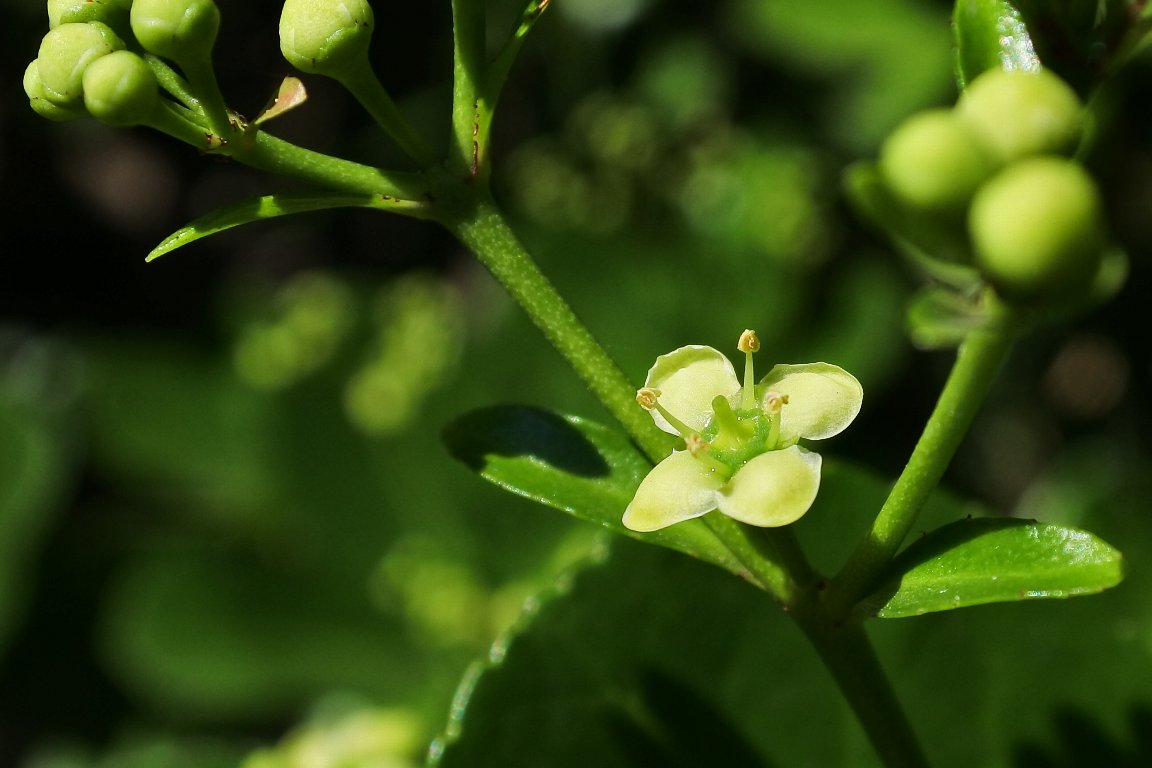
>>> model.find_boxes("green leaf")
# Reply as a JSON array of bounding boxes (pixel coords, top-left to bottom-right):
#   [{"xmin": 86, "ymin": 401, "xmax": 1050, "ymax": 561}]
[
  {"xmin": 430, "ymin": 541, "xmax": 858, "ymax": 767},
  {"xmin": 860, "ymin": 518, "xmax": 1124, "ymax": 618},
  {"xmin": 146, "ymin": 192, "xmax": 428, "ymax": 261},
  {"xmin": 952, "ymin": 0, "xmax": 1040, "ymax": 90},
  {"xmin": 443, "ymin": 405, "xmax": 769, "ymax": 588},
  {"xmin": 428, "ymin": 488, "xmax": 1152, "ymax": 767}
]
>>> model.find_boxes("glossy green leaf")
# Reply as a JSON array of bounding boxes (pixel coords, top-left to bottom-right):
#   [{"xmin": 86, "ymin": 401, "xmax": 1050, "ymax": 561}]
[
  {"xmin": 146, "ymin": 192, "xmax": 428, "ymax": 261},
  {"xmin": 952, "ymin": 0, "xmax": 1040, "ymax": 90},
  {"xmin": 860, "ymin": 518, "xmax": 1124, "ymax": 618},
  {"xmin": 430, "ymin": 491, "xmax": 1152, "ymax": 767},
  {"xmin": 443, "ymin": 405, "xmax": 773, "ymax": 588}
]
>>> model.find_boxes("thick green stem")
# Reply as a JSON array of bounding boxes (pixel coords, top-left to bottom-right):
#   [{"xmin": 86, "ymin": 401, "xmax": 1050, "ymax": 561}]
[
  {"xmin": 827, "ymin": 318, "xmax": 1019, "ymax": 617},
  {"xmin": 441, "ymin": 191, "xmax": 669, "ymax": 460},
  {"xmin": 793, "ymin": 611, "xmax": 931, "ymax": 768}
]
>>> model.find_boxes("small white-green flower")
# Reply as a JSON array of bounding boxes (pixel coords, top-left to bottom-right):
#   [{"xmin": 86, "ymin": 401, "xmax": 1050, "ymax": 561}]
[{"xmin": 623, "ymin": 331, "xmax": 862, "ymax": 532}]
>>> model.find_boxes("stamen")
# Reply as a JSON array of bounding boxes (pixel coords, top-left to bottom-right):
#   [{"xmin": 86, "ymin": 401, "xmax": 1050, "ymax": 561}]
[
  {"xmin": 636, "ymin": 387, "xmax": 696, "ymax": 437},
  {"xmin": 763, "ymin": 390, "xmax": 787, "ymax": 450},
  {"xmin": 764, "ymin": 391, "xmax": 789, "ymax": 413},
  {"xmin": 738, "ymin": 329, "xmax": 759, "ymax": 410},
  {"xmin": 636, "ymin": 387, "xmax": 661, "ymax": 410},
  {"xmin": 685, "ymin": 433, "xmax": 708, "ymax": 456}
]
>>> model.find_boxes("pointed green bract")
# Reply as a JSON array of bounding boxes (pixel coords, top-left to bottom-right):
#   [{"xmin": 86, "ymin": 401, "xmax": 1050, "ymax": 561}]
[
  {"xmin": 146, "ymin": 192, "xmax": 428, "ymax": 261},
  {"xmin": 859, "ymin": 518, "xmax": 1124, "ymax": 618}
]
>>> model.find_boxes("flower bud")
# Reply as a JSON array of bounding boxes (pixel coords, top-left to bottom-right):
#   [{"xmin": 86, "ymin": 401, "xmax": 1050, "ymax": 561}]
[
  {"xmin": 279, "ymin": 0, "xmax": 374, "ymax": 78},
  {"xmin": 36, "ymin": 21, "xmax": 125, "ymax": 107},
  {"xmin": 130, "ymin": 0, "xmax": 221, "ymax": 67},
  {"xmin": 24, "ymin": 60, "xmax": 87, "ymax": 121},
  {"xmin": 48, "ymin": 0, "xmax": 132, "ymax": 29},
  {"xmin": 880, "ymin": 109, "xmax": 997, "ymax": 214},
  {"xmin": 969, "ymin": 157, "xmax": 1103, "ymax": 303},
  {"xmin": 82, "ymin": 50, "xmax": 160, "ymax": 126},
  {"xmin": 956, "ymin": 68, "xmax": 1083, "ymax": 163}
]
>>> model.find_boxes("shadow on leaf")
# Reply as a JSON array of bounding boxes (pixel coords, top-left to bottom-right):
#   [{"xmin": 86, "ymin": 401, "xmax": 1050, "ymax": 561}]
[
  {"xmin": 444, "ymin": 405, "xmax": 611, "ymax": 479},
  {"xmin": 609, "ymin": 666, "xmax": 770, "ymax": 768}
]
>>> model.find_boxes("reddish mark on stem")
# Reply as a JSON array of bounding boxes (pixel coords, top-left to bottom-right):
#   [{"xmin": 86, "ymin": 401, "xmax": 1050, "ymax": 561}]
[{"xmin": 470, "ymin": 101, "xmax": 481, "ymax": 179}]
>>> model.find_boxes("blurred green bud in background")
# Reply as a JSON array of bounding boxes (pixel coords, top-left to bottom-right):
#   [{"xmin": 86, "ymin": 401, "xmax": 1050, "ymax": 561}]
[
  {"xmin": 969, "ymin": 157, "xmax": 1103, "ymax": 304},
  {"xmin": 956, "ymin": 68, "xmax": 1083, "ymax": 163},
  {"xmin": 880, "ymin": 109, "xmax": 997, "ymax": 214}
]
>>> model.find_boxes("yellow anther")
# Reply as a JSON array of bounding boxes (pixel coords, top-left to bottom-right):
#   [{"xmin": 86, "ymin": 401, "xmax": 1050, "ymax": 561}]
[
  {"xmin": 764, "ymin": 391, "xmax": 789, "ymax": 413},
  {"xmin": 737, "ymin": 329, "xmax": 760, "ymax": 354},
  {"xmin": 685, "ymin": 433, "xmax": 709, "ymax": 456},
  {"xmin": 636, "ymin": 387, "xmax": 661, "ymax": 410}
]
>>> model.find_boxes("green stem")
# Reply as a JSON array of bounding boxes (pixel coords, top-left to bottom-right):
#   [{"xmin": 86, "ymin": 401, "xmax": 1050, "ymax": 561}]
[
  {"xmin": 339, "ymin": 67, "xmax": 438, "ymax": 167},
  {"xmin": 441, "ymin": 185, "xmax": 929, "ymax": 767},
  {"xmin": 231, "ymin": 131, "xmax": 429, "ymax": 200},
  {"xmin": 701, "ymin": 520, "xmax": 929, "ymax": 765},
  {"xmin": 827, "ymin": 316, "xmax": 1020, "ymax": 617},
  {"xmin": 439, "ymin": 189, "xmax": 669, "ymax": 461},
  {"xmin": 449, "ymin": 0, "xmax": 487, "ymax": 179},
  {"xmin": 792, "ymin": 611, "xmax": 931, "ymax": 768}
]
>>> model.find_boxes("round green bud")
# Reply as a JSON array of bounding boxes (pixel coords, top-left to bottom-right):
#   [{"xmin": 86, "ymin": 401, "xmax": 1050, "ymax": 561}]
[
  {"xmin": 279, "ymin": 0, "xmax": 374, "ymax": 77},
  {"xmin": 36, "ymin": 21, "xmax": 125, "ymax": 107},
  {"xmin": 48, "ymin": 0, "xmax": 132, "ymax": 29},
  {"xmin": 880, "ymin": 109, "xmax": 998, "ymax": 213},
  {"xmin": 130, "ymin": 0, "xmax": 220, "ymax": 65},
  {"xmin": 24, "ymin": 60, "xmax": 87, "ymax": 121},
  {"xmin": 82, "ymin": 50, "xmax": 160, "ymax": 126},
  {"xmin": 956, "ymin": 68, "xmax": 1083, "ymax": 163},
  {"xmin": 969, "ymin": 157, "xmax": 1104, "ymax": 302}
]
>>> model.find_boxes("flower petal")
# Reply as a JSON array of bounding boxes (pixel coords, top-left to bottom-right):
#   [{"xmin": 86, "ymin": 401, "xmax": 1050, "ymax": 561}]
[
  {"xmin": 645, "ymin": 345, "xmax": 740, "ymax": 434},
  {"xmin": 717, "ymin": 445, "xmax": 821, "ymax": 527},
  {"xmin": 758, "ymin": 363, "xmax": 863, "ymax": 443},
  {"xmin": 622, "ymin": 450, "xmax": 724, "ymax": 532}
]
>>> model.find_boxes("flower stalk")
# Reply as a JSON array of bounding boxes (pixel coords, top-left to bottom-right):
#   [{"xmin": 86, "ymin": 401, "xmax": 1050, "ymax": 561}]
[{"xmin": 827, "ymin": 312, "xmax": 1021, "ymax": 618}]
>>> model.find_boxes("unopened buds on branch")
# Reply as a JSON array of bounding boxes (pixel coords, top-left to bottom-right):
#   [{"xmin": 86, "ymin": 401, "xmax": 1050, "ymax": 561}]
[
  {"xmin": 35, "ymin": 21, "xmax": 124, "ymax": 108},
  {"xmin": 82, "ymin": 50, "xmax": 161, "ymax": 126},
  {"xmin": 278, "ymin": 0, "xmax": 435, "ymax": 165},
  {"xmin": 279, "ymin": 0, "xmax": 375, "ymax": 81},
  {"xmin": 48, "ymin": 0, "xmax": 131, "ymax": 34},
  {"xmin": 130, "ymin": 0, "xmax": 220, "ymax": 68},
  {"xmin": 130, "ymin": 0, "xmax": 231, "ymax": 139},
  {"xmin": 870, "ymin": 66, "xmax": 1115, "ymax": 311}
]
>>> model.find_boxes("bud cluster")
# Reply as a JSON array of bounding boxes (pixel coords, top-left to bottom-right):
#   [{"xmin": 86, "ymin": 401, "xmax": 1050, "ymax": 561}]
[{"xmin": 878, "ymin": 68, "xmax": 1106, "ymax": 306}]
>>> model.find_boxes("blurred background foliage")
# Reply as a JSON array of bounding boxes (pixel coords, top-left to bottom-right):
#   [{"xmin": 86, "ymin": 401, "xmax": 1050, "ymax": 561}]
[{"xmin": 2, "ymin": 0, "xmax": 1152, "ymax": 765}]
